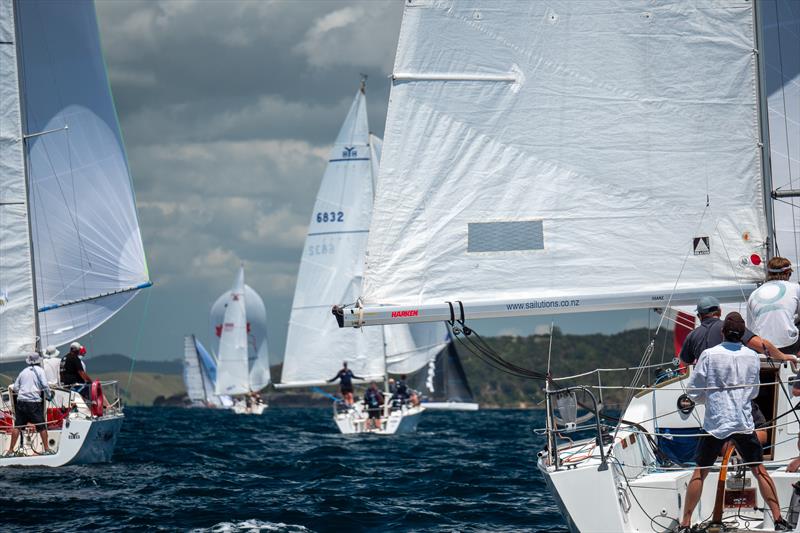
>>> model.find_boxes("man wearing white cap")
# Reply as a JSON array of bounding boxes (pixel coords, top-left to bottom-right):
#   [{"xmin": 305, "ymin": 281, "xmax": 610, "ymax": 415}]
[
  {"xmin": 60, "ymin": 342, "xmax": 92, "ymax": 398},
  {"xmin": 42, "ymin": 345, "xmax": 61, "ymax": 385},
  {"xmin": 5, "ymin": 352, "xmax": 53, "ymax": 456},
  {"xmin": 748, "ymin": 256, "xmax": 800, "ymax": 355}
]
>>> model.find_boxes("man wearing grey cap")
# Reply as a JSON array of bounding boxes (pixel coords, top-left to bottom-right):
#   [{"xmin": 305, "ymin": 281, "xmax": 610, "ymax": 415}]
[
  {"xmin": 679, "ymin": 295, "xmax": 796, "ymax": 366},
  {"xmin": 5, "ymin": 353, "xmax": 53, "ymax": 456}
]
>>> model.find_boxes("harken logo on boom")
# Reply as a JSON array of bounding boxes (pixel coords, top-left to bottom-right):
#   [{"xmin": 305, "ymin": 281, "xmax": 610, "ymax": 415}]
[{"xmin": 391, "ymin": 309, "xmax": 419, "ymax": 318}]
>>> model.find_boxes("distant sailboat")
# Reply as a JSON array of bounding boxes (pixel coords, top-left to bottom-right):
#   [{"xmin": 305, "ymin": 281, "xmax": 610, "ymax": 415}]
[
  {"xmin": 182, "ymin": 335, "xmax": 232, "ymax": 409},
  {"xmin": 213, "ymin": 266, "xmax": 269, "ymax": 415},
  {"xmin": 0, "ymin": 0, "xmax": 151, "ymax": 466},
  {"xmin": 411, "ymin": 332, "xmax": 478, "ymax": 411},
  {"xmin": 279, "ymin": 80, "xmax": 434, "ymax": 434}
]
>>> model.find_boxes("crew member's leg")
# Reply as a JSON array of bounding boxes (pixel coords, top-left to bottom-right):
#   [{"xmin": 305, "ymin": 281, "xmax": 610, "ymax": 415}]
[
  {"xmin": 681, "ymin": 435, "xmax": 724, "ymax": 527},
  {"xmin": 733, "ymin": 433, "xmax": 785, "ymax": 524}
]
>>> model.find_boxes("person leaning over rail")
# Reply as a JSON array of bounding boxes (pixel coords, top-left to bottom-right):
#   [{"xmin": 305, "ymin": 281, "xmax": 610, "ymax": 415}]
[
  {"xmin": 5, "ymin": 352, "xmax": 54, "ymax": 457},
  {"xmin": 677, "ymin": 312, "xmax": 790, "ymax": 532},
  {"xmin": 679, "ymin": 295, "xmax": 797, "ymax": 366},
  {"xmin": 748, "ymin": 256, "xmax": 800, "ymax": 355}
]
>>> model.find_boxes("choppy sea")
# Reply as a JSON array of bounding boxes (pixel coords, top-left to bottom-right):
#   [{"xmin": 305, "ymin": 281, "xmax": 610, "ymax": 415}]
[{"xmin": 0, "ymin": 407, "xmax": 568, "ymax": 532}]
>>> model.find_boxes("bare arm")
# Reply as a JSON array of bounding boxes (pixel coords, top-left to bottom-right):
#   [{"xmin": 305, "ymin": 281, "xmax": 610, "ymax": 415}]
[
  {"xmin": 747, "ymin": 335, "xmax": 798, "ymax": 363},
  {"xmin": 79, "ymin": 369, "xmax": 92, "ymax": 383}
]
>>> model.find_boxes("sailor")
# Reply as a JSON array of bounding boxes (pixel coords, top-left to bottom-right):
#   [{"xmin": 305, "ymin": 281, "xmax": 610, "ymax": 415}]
[
  {"xmin": 42, "ymin": 345, "xmax": 61, "ymax": 385},
  {"xmin": 5, "ymin": 352, "xmax": 53, "ymax": 456},
  {"xmin": 363, "ymin": 382, "xmax": 384, "ymax": 430},
  {"xmin": 60, "ymin": 342, "xmax": 92, "ymax": 399},
  {"xmin": 395, "ymin": 375, "xmax": 409, "ymax": 402},
  {"xmin": 747, "ymin": 256, "xmax": 800, "ymax": 355},
  {"xmin": 327, "ymin": 362, "xmax": 362, "ymax": 406},
  {"xmin": 678, "ymin": 313, "xmax": 790, "ymax": 531},
  {"xmin": 679, "ymin": 296, "xmax": 796, "ymax": 365}
]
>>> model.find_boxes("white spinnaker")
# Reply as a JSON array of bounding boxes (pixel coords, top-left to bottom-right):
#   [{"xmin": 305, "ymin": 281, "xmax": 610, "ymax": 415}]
[
  {"xmin": 16, "ymin": 0, "xmax": 149, "ymax": 348},
  {"xmin": 0, "ymin": 0, "xmax": 37, "ymax": 362},
  {"xmin": 215, "ymin": 267, "xmax": 250, "ymax": 396},
  {"xmin": 183, "ymin": 335, "xmax": 207, "ymax": 404},
  {"xmin": 210, "ymin": 282, "xmax": 270, "ymax": 391},
  {"xmin": 385, "ymin": 322, "xmax": 449, "ymax": 376},
  {"xmin": 763, "ymin": 1, "xmax": 800, "ymax": 272},
  {"xmin": 281, "ymin": 88, "xmax": 385, "ymax": 386},
  {"xmin": 362, "ymin": 0, "xmax": 766, "ymax": 316}
]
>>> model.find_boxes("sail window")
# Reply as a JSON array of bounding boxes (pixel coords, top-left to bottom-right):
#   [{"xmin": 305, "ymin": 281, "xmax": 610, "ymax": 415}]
[{"xmin": 467, "ymin": 220, "xmax": 544, "ymax": 253}]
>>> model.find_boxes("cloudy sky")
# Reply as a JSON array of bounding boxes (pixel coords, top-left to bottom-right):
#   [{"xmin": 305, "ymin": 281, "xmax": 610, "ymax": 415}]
[{"xmin": 87, "ymin": 0, "xmax": 652, "ymax": 364}]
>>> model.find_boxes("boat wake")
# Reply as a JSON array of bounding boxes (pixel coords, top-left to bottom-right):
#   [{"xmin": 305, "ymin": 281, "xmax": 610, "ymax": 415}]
[{"xmin": 195, "ymin": 520, "xmax": 311, "ymax": 533}]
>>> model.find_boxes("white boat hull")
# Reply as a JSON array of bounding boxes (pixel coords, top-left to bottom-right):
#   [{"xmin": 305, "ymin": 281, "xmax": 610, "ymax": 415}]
[
  {"xmin": 0, "ymin": 413, "xmax": 124, "ymax": 467},
  {"xmin": 421, "ymin": 401, "xmax": 479, "ymax": 411},
  {"xmin": 334, "ymin": 403, "xmax": 424, "ymax": 435},
  {"xmin": 231, "ymin": 402, "xmax": 267, "ymax": 415}
]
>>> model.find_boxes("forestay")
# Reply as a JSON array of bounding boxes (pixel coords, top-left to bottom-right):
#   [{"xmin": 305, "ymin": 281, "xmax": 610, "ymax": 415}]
[
  {"xmin": 215, "ymin": 268, "xmax": 250, "ymax": 396},
  {"xmin": 0, "ymin": 0, "xmax": 37, "ymax": 360},
  {"xmin": 764, "ymin": 1, "xmax": 800, "ymax": 271},
  {"xmin": 210, "ymin": 280, "xmax": 270, "ymax": 391},
  {"xmin": 281, "ymin": 88, "xmax": 386, "ymax": 386},
  {"xmin": 355, "ymin": 0, "xmax": 768, "ymax": 325},
  {"xmin": 16, "ymin": 0, "xmax": 150, "ymax": 348}
]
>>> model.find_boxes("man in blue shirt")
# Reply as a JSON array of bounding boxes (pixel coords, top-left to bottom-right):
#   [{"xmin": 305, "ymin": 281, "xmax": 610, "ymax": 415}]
[{"xmin": 327, "ymin": 362, "xmax": 362, "ymax": 406}]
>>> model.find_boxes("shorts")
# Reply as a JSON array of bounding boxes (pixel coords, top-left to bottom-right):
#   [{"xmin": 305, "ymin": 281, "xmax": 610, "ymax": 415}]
[
  {"xmin": 367, "ymin": 408, "xmax": 381, "ymax": 419},
  {"xmin": 695, "ymin": 432, "xmax": 763, "ymax": 467},
  {"xmin": 340, "ymin": 386, "xmax": 353, "ymax": 395},
  {"xmin": 15, "ymin": 401, "xmax": 45, "ymax": 429}
]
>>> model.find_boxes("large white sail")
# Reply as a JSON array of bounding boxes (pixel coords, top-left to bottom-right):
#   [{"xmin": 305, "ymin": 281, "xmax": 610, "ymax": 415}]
[
  {"xmin": 281, "ymin": 86, "xmax": 386, "ymax": 387},
  {"xmin": 348, "ymin": 0, "xmax": 768, "ymax": 326},
  {"xmin": 0, "ymin": 0, "xmax": 37, "ymax": 361},
  {"xmin": 210, "ymin": 281, "xmax": 270, "ymax": 391},
  {"xmin": 15, "ymin": 0, "xmax": 150, "ymax": 348},
  {"xmin": 214, "ymin": 267, "xmax": 250, "ymax": 396},
  {"xmin": 764, "ymin": 1, "xmax": 800, "ymax": 270}
]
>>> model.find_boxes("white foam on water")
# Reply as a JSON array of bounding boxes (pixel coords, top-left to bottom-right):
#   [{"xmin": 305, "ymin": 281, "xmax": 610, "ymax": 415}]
[{"xmin": 193, "ymin": 520, "xmax": 311, "ymax": 533}]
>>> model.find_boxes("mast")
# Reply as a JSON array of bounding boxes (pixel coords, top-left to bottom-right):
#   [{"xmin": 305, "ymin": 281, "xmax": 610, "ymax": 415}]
[
  {"xmin": 753, "ymin": 0, "xmax": 777, "ymax": 260},
  {"xmin": 13, "ymin": 0, "xmax": 41, "ymax": 352}
]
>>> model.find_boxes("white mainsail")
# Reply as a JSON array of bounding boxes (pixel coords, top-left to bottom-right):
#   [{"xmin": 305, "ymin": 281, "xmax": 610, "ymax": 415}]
[
  {"xmin": 281, "ymin": 86, "xmax": 386, "ymax": 387},
  {"xmin": 210, "ymin": 278, "xmax": 270, "ymax": 391},
  {"xmin": 0, "ymin": 0, "xmax": 151, "ymax": 360},
  {"xmin": 764, "ymin": 1, "xmax": 800, "ymax": 270},
  {"xmin": 342, "ymin": 0, "xmax": 769, "ymax": 327},
  {"xmin": 385, "ymin": 322, "xmax": 448, "ymax": 376},
  {"xmin": 214, "ymin": 267, "xmax": 250, "ymax": 396},
  {"xmin": 0, "ymin": 0, "xmax": 37, "ymax": 360}
]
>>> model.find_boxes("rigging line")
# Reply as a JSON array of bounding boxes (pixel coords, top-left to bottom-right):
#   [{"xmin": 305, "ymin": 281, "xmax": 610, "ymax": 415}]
[
  {"xmin": 707, "ymin": 209, "xmax": 749, "ymax": 304},
  {"xmin": 125, "ymin": 286, "xmax": 152, "ymax": 395}
]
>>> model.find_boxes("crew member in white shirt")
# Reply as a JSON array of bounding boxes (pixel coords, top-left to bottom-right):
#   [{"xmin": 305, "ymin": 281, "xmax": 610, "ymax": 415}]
[
  {"xmin": 748, "ymin": 256, "xmax": 800, "ymax": 355},
  {"xmin": 678, "ymin": 312, "xmax": 789, "ymax": 531},
  {"xmin": 42, "ymin": 345, "xmax": 61, "ymax": 385},
  {"xmin": 5, "ymin": 353, "xmax": 53, "ymax": 456}
]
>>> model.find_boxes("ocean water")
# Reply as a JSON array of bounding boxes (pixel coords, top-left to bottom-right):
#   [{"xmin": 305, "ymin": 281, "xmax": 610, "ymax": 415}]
[{"xmin": 0, "ymin": 407, "xmax": 568, "ymax": 532}]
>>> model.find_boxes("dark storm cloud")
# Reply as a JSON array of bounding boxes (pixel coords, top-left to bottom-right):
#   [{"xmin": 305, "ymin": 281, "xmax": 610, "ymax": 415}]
[{"xmin": 88, "ymin": 0, "xmax": 403, "ymax": 363}]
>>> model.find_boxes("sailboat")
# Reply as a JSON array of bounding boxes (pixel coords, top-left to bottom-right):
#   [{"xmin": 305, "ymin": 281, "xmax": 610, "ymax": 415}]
[
  {"xmin": 182, "ymin": 335, "xmax": 233, "ymax": 409},
  {"xmin": 213, "ymin": 266, "xmax": 269, "ymax": 415},
  {"xmin": 411, "ymin": 332, "xmax": 478, "ymax": 412},
  {"xmin": 0, "ymin": 0, "xmax": 151, "ymax": 466},
  {"xmin": 332, "ymin": 0, "xmax": 800, "ymax": 530},
  {"xmin": 278, "ymin": 80, "xmax": 435, "ymax": 434}
]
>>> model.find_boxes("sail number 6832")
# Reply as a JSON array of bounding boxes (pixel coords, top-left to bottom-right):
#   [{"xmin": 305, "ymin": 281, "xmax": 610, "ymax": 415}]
[{"xmin": 317, "ymin": 211, "xmax": 344, "ymax": 223}]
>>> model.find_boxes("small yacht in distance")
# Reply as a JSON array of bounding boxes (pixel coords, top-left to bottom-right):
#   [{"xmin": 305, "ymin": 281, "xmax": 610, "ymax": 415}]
[
  {"xmin": 277, "ymin": 79, "xmax": 441, "ymax": 434},
  {"xmin": 212, "ymin": 266, "xmax": 270, "ymax": 415}
]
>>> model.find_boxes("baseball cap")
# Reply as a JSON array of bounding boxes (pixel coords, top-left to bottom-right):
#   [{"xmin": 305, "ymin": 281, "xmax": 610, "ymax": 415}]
[{"xmin": 696, "ymin": 296, "xmax": 721, "ymax": 314}]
